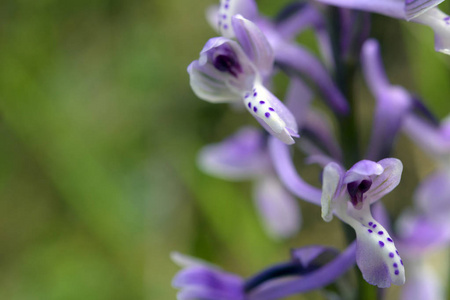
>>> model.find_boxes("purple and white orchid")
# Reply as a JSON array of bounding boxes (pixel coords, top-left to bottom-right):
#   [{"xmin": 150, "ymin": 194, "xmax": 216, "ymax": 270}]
[
  {"xmin": 321, "ymin": 159, "xmax": 405, "ymax": 288},
  {"xmin": 188, "ymin": 16, "xmax": 299, "ymax": 144}
]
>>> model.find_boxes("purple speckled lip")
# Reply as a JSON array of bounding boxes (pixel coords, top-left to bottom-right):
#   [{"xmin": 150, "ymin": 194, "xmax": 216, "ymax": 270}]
[{"xmin": 265, "ymin": 112, "xmax": 270, "ymax": 118}]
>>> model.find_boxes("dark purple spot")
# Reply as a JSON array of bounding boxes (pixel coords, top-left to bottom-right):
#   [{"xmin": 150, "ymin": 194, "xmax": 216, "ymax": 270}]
[
  {"xmin": 393, "ymin": 263, "xmax": 398, "ymax": 268},
  {"xmin": 259, "ymin": 101, "xmax": 265, "ymax": 104},
  {"xmin": 248, "ymin": 102, "xmax": 251, "ymax": 108},
  {"xmin": 244, "ymin": 93, "xmax": 249, "ymax": 98},
  {"xmin": 222, "ymin": 14, "xmax": 227, "ymax": 19},
  {"xmin": 224, "ymin": 4, "xmax": 229, "ymax": 9},
  {"xmin": 387, "ymin": 238, "xmax": 393, "ymax": 242},
  {"xmin": 223, "ymin": 24, "xmax": 228, "ymax": 29},
  {"xmin": 218, "ymin": 20, "xmax": 222, "ymax": 26},
  {"xmin": 389, "ymin": 252, "xmax": 394, "ymax": 258},
  {"xmin": 378, "ymin": 231, "xmax": 383, "ymax": 235},
  {"xmin": 368, "ymin": 222, "xmax": 373, "ymax": 226},
  {"xmin": 368, "ymin": 229, "xmax": 373, "ymax": 233},
  {"xmin": 395, "ymin": 270, "xmax": 399, "ymax": 275},
  {"xmin": 268, "ymin": 107, "xmax": 274, "ymax": 111},
  {"xmin": 378, "ymin": 241, "xmax": 384, "ymax": 247},
  {"xmin": 372, "ymin": 224, "xmax": 377, "ymax": 228},
  {"xmin": 400, "ymin": 260, "xmax": 403, "ymax": 265},
  {"xmin": 265, "ymin": 112, "xmax": 270, "ymax": 118},
  {"xmin": 396, "ymin": 250, "xmax": 399, "ymax": 255},
  {"xmin": 253, "ymin": 92, "xmax": 257, "ymax": 97},
  {"xmin": 253, "ymin": 107, "xmax": 257, "ymax": 112},
  {"xmin": 445, "ymin": 16, "xmax": 450, "ymax": 20}
]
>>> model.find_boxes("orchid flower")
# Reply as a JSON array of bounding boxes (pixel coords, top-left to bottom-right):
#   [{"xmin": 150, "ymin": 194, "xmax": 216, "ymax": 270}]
[
  {"xmin": 206, "ymin": 0, "xmax": 349, "ymax": 115},
  {"xmin": 361, "ymin": 39, "xmax": 413, "ymax": 160},
  {"xmin": 268, "ymin": 136, "xmax": 406, "ymax": 288},
  {"xmin": 188, "ymin": 15, "xmax": 298, "ymax": 144},
  {"xmin": 198, "ymin": 127, "xmax": 301, "ymax": 239},
  {"xmin": 172, "ymin": 243, "xmax": 356, "ymax": 300},
  {"xmin": 321, "ymin": 159, "xmax": 405, "ymax": 288},
  {"xmin": 313, "ymin": 0, "xmax": 450, "ymax": 54}
]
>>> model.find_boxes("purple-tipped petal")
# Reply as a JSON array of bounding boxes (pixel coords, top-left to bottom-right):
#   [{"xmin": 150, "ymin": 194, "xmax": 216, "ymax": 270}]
[
  {"xmin": 218, "ymin": 0, "xmax": 258, "ymax": 38},
  {"xmin": 365, "ymin": 158, "xmax": 403, "ymax": 204},
  {"xmin": 412, "ymin": 8, "xmax": 450, "ymax": 55},
  {"xmin": 405, "ymin": 0, "xmax": 445, "ymax": 20},
  {"xmin": 197, "ymin": 127, "xmax": 269, "ymax": 180},
  {"xmin": 247, "ymin": 242, "xmax": 356, "ymax": 300},
  {"xmin": 232, "ymin": 16, "xmax": 274, "ymax": 76},
  {"xmin": 414, "ymin": 171, "xmax": 450, "ymax": 223},
  {"xmin": 254, "ymin": 176, "xmax": 301, "ymax": 239},
  {"xmin": 321, "ymin": 162, "xmax": 344, "ymax": 222},
  {"xmin": 246, "ymin": 83, "xmax": 298, "ymax": 145},
  {"xmin": 344, "ymin": 160, "xmax": 384, "ymax": 184},
  {"xmin": 361, "ymin": 39, "xmax": 390, "ymax": 97},
  {"xmin": 268, "ymin": 137, "xmax": 322, "ymax": 205},
  {"xmin": 274, "ymin": 43, "xmax": 349, "ymax": 114}
]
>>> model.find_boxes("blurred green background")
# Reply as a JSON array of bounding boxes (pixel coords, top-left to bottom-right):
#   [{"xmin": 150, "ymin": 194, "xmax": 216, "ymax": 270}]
[{"xmin": 0, "ymin": 0, "xmax": 449, "ymax": 299}]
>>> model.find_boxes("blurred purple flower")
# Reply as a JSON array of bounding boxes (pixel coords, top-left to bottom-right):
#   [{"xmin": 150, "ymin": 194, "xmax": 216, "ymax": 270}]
[
  {"xmin": 188, "ymin": 16, "xmax": 298, "ymax": 144},
  {"xmin": 198, "ymin": 127, "xmax": 301, "ymax": 239},
  {"xmin": 172, "ymin": 244, "xmax": 356, "ymax": 300},
  {"xmin": 361, "ymin": 39, "xmax": 413, "ymax": 160},
  {"xmin": 171, "ymin": 252, "xmax": 245, "ymax": 300},
  {"xmin": 313, "ymin": 0, "xmax": 450, "ymax": 54}
]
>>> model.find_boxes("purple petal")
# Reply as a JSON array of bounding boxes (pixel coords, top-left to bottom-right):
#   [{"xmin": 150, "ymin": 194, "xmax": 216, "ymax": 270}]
[
  {"xmin": 231, "ymin": 16, "xmax": 274, "ymax": 76},
  {"xmin": 405, "ymin": 0, "xmax": 445, "ymax": 20},
  {"xmin": 412, "ymin": 8, "xmax": 450, "ymax": 55},
  {"xmin": 274, "ymin": 43, "xmax": 349, "ymax": 114},
  {"xmin": 275, "ymin": 4, "xmax": 325, "ymax": 40},
  {"xmin": 361, "ymin": 39, "xmax": 390, "ymax": 99},
  {"xmin": 403, "ymin": 114, "xmax": 450, "ymax": 156},
  {"xmin": 344, "ymin": 160, "xmax": 384, "ymax": 184},
  {"xmin": 396, "ymin": 211, "xmax": 450, "ymax": 254},
  {"xmin": 312, "ymin": 0, "xmax": 405, "ymax": 19},
  {"xmin": 254, "ymin": 176, "xmax": 301, "ymax": 239},
  {"xmin": 197, "ymin": 127, "xmax": 269, "ymax": 180},
  {"xmin": 247, "ymin": 242, "xmax": 356, "ymax": 300},
  {"xmin": 365, "ymin": 158, "xmax": 403, "ymax": 204},
  {"xmin": 218, "ymin": 0, "xmax": 258, "ymax": 39},
  {"xmin": 173, "ymin": 266, "xmax": 242, "ymax": 290},
  {"xmin": 268, "ymin": 137, "xmax": 322, "ymax": 205},
  {"xmin": 246, "ymin": 84, "xmax": 298, "ymax": 145}
]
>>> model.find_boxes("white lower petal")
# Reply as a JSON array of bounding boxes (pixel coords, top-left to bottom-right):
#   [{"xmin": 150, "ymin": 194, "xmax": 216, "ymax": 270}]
[{"xmin": 339, "ymin": 202, "xmax": 405, "ymax": 288}]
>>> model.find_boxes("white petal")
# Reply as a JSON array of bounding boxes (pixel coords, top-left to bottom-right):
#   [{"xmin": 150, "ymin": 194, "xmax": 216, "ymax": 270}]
[{"xmin": 321, "ymin": 162, "xmax": 343, "ymax": 222}]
